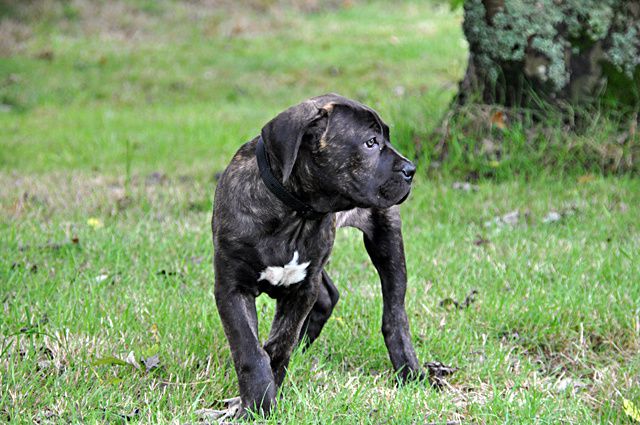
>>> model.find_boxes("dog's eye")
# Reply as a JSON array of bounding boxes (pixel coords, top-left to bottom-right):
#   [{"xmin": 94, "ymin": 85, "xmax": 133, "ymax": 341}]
[{"xmin": 364, "ymin": 137, "xmax": 378, "ymax": 149}]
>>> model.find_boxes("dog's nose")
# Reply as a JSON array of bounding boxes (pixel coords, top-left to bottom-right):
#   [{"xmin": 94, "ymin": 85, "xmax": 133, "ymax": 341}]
[{"xmin": 401, "ymin": 162, "xmax": 416, "ymax": 182}]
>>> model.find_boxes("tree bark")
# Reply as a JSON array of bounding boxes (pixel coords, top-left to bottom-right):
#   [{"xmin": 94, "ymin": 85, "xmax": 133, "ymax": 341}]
[{"xmin": 458, "ymin": 0, "xmax": 640, "ymax": 110}]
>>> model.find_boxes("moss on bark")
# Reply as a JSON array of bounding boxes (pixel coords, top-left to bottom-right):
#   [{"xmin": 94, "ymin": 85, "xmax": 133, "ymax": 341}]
[{"xmin": 459, "ymin": 0, "xmax": 640, "ymax": 109}]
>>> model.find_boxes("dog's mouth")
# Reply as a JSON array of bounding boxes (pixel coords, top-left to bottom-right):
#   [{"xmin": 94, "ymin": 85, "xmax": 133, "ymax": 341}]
[
  {"xmin": 377, "ymin": 180, "xmax": 412, "ymax": 207},
  {"xmin": 396, "ymin": 189, "xmax": 411, "ymax": 205}
]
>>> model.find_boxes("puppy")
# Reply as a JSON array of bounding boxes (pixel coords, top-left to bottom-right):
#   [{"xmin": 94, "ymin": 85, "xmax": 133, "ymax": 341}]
[{"xmin": 212, "ymin": 93, "xmax": 422, "ymax": 418}]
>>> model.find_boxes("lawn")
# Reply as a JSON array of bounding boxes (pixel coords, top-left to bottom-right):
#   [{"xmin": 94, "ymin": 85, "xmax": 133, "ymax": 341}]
[{"xmin": 1, "ymin": 1, "xmax": 639, "ymax": 423}]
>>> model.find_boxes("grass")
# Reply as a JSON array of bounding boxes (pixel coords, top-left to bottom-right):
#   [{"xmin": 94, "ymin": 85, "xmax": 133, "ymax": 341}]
[
  {"xmin": 1, "ymin": 0, "xmax": 640, "ymax": 423},
  {"xmin": 0, "ymin": 0, "xmax": 463, "ymax": 174}
]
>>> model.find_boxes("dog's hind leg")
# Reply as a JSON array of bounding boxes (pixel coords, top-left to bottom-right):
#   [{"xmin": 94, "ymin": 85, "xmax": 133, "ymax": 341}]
[
  {"xmin": 298, "ymin": 269, "xmax": 340, "ymax": 349},
  {"xmin": 263, "ymin": 277, "xmax": 319, "ymax": 387}
]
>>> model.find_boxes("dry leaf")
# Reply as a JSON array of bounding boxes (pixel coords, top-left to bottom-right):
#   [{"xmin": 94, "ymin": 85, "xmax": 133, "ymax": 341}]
[
  {"xmin": 542, "ymin": 211, "xmax": 561, "ymax": 224},
  {"xmin": 484, "ymin": 210, "xmax": 520, "ymax": 227},
  {"xmin": 490, "ymin": 111, "xmax": 506, "ymax": 130},
  {"xmin": 125, "ymin": 351, "xmax": 141, "ymax": 370},
  {"xmin": 141, "ymin": 354, "xmax": 160, "ymax": 372},
  {"xmin": 425, "ymin": 361, "xmax": 458, "ymax": 388}
]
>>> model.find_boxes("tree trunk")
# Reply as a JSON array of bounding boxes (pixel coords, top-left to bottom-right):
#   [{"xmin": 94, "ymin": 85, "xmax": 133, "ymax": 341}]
[{"xmin": 458, "ymin": 0, "xmax": 640, "ymax": 110}]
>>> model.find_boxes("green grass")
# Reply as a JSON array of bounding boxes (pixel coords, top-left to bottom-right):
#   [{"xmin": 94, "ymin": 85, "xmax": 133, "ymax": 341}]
[
  {"xmin": 1, "ymin": 1, "xmax": 640, "ymax": 423},
  {"xmin": 0, "ymin": 0, "xmax": 464, "ymax": 174}
]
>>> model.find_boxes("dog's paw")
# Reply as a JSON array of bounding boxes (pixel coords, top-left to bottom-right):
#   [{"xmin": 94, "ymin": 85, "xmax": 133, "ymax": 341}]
[
  {"xmin": 425, "ymin": 361, "xmax": 458, "ymax": 389},
  {"xmin": 196, "ymin": 397, "xmax": 244, "ymax": 423}
]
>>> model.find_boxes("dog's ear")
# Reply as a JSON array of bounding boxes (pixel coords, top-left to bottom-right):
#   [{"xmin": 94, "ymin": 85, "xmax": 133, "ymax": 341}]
[
  {"xmin": 313, "ymin": 93, "xmax": 390, "ymax": 141},
  {"xmin": 261, "ymin": 101, "xmax": 326, "ymax": 183}
]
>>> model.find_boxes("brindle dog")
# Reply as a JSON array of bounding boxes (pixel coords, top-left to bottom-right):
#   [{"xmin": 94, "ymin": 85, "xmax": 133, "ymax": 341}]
[{"xmin": 211, "ymin": 93, "xmax": 422, "ymax": 419}]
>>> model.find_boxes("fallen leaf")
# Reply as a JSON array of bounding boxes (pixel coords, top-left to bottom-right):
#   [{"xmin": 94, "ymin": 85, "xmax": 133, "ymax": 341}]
[
  {"xmin": 125, "ymin": 351, "xmax": 141, "ymax": 370},
  {"xmin": 425, "ymin": 361, "xmax": 458, "ymax": 388},
  {"xmin": 484, "ymin": 210, "xmax": 520, "ymax": 227},
  {"xmin": 141, "ymin": 354, "xmax": 160, "ymax": 372},
  {"xmin": 542, "ymin": 206, "xmax": 578, "ymax": 224},
  {"xmin": 490, "ymin": 111, "xmax": 506, "ymax": 130},
  {"xmin": 542, "ymin": 211, "xmax": 562, "ymax": 224}
]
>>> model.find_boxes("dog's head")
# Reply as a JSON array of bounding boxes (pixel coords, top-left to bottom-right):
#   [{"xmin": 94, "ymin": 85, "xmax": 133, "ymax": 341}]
[{"xmin": 261, "ymin": 93, "xmax": 415, "ymax": 209}]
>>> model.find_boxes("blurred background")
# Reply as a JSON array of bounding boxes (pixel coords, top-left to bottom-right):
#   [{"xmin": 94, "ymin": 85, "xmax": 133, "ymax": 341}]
[
  {"xmin": 1, "ymin": 1, "xmax": 639, "ymax": 423},
  {"xmin": 1, "ymin": 0, "xmax": 638, "ymax": 177},
  {"xmin": 0, "ymin": 0, "xmax": 467, "ymax": 177}
]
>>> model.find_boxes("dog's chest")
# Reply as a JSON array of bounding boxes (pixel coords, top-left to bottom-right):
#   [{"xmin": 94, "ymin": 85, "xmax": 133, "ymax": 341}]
[
  {"xmin": 255, "ymin": 219, "xmax": 335, "ymax": 288},
  {"xmin": 258, "ymin": 251, "xmax": 310, "ymax": 287}
]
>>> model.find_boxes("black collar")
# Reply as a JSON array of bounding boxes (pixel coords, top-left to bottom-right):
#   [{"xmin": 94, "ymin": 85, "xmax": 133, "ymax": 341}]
[{"xmin": 255, "ymin": 137, "xmax": 326, "ymax": 220}]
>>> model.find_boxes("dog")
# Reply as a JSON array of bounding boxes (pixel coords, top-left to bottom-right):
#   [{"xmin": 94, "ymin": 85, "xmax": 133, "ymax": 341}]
[{"xmin": 211, "ymin": 93, "xmax": 423, "ymax": 419}]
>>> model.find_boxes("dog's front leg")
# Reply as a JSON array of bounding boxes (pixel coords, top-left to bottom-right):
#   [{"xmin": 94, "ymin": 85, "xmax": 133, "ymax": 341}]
[
  {"xmin": 214, "ymin": 284, "xmax": 277, "ymax": 417},
  {"xmin": 363, "ymin": 206, "xmax": 423, "ymax": 382},
  {"xmin": 264, "ymin": 277, "xmax": 320, "ymax": 387}
]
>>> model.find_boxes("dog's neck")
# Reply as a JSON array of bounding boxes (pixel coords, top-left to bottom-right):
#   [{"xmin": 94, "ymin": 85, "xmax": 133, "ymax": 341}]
[
  {"xmin": 283, "ymin": 160, "xmax": 355, "ymax": 215},
  {"xmin": 257, "ymin": 138, "xmax": 356, "ymax": 217}
]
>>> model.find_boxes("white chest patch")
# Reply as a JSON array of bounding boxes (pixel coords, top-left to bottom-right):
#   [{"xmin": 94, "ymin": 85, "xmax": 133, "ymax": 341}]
[{"xmin": 258, "ymin": 251, "xmax": 310, "ymax": 287}]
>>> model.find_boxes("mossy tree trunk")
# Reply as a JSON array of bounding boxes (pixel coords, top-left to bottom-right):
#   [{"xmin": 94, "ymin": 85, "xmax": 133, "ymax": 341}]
[{"xmin": 457, "ymin": 0, "xmax": 640, "ymax": 110}]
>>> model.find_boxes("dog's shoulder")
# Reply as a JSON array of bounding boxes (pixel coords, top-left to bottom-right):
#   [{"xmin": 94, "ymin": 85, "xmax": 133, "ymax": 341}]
[{"xmin": 217, "ymin": 139, "xmax": 258, "ymax": 186}]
